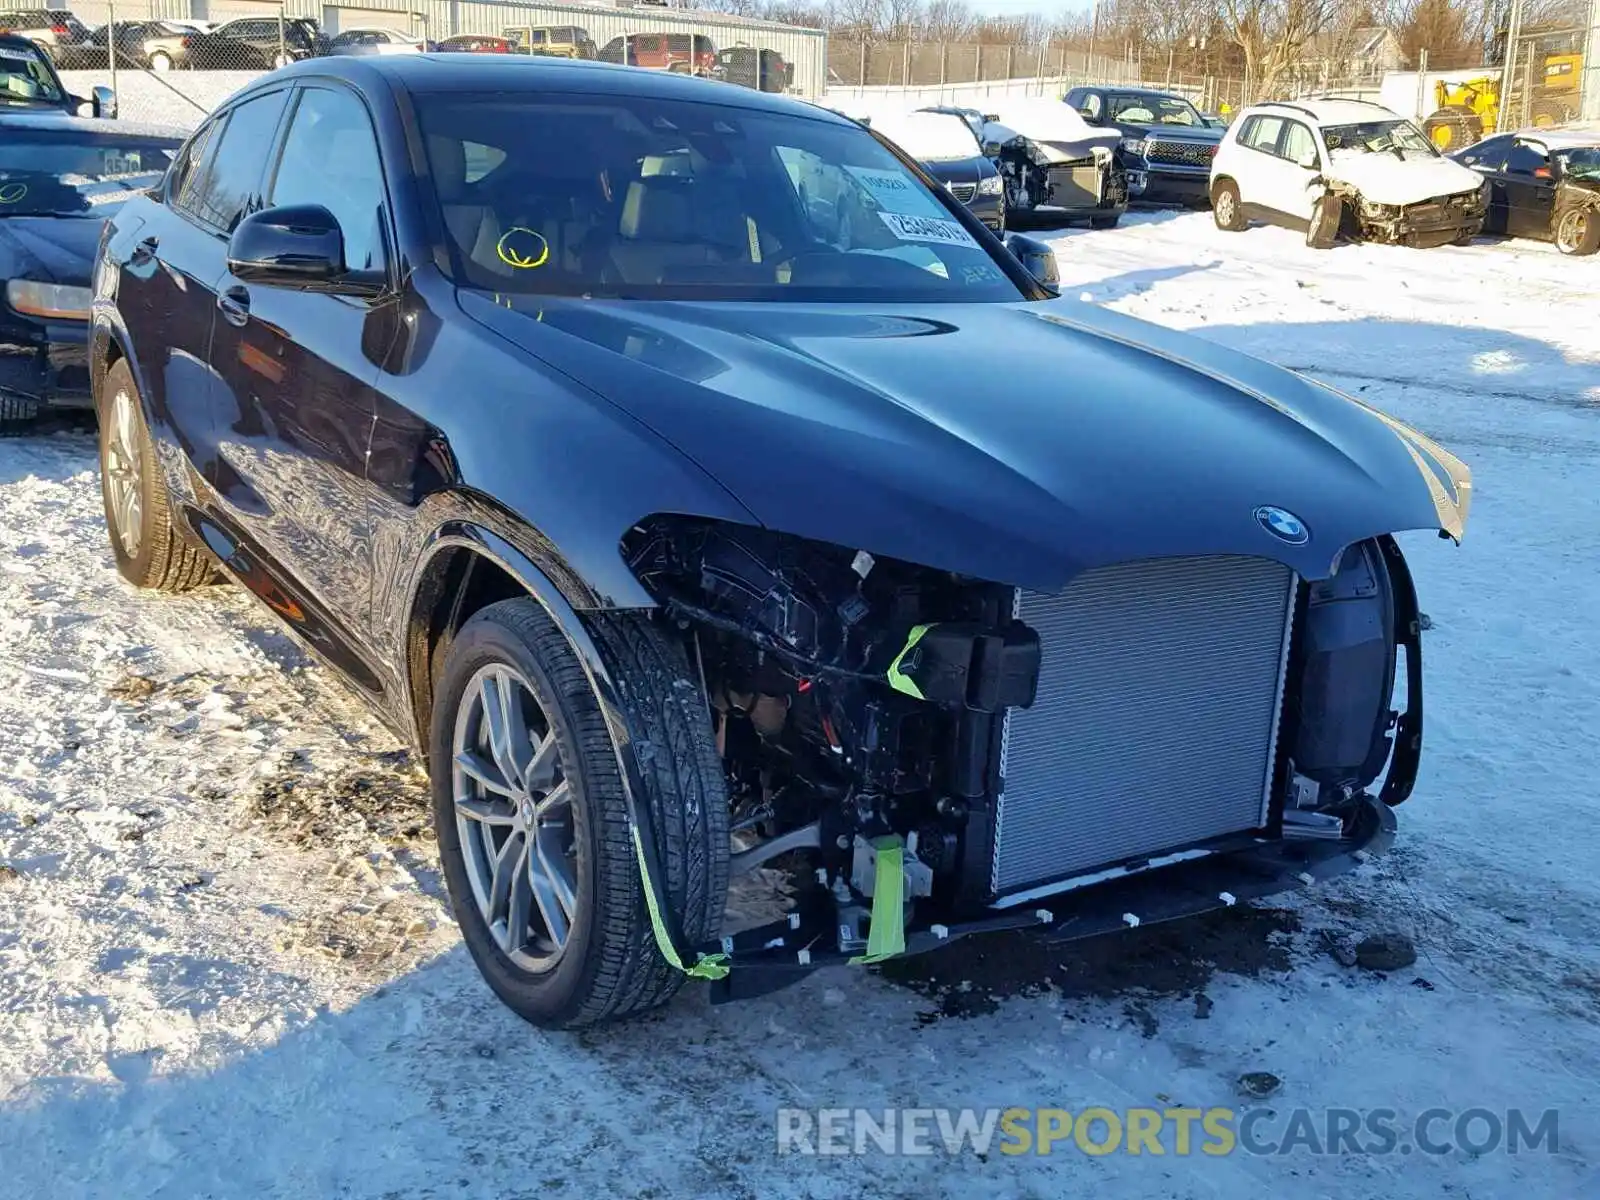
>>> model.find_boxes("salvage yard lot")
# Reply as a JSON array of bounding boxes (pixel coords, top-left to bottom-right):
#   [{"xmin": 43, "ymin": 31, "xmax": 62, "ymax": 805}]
[{"xmin": 1, "ymin": 211, "xmax": 1597, "ymax": 1199}]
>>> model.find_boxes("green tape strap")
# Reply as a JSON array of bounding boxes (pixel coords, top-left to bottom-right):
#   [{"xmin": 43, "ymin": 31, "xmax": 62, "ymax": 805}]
[
  {"xmin": 885, "ymin": 624, "xmax": 932, "ymax": 699},
  {"xmin": 850, "ymin": 837, "xmax": 906, "ymax": 965},
  {"xmin": 631, "ymin": 826, "xmax": 730, "ymax": 981}
]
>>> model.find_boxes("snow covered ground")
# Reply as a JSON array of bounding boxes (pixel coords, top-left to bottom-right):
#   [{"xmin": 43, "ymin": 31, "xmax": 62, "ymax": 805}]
[{"xmin": 1, "ymin": 212, "xmax": 1598, "ymax": 1199}]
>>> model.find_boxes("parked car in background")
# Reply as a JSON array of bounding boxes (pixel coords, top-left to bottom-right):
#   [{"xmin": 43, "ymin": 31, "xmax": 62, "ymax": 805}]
[
  {"xmin": 1211, "ymin": 99, "xmax": 1486, "ymax": 248},
  {"xmin": 1064, "ymin": 85, "xmax": 1224, "ymax": 206},
  {"xmin": 968, "ymin": 98, "xmax": 1127, "ymax": 227},
  {"xmin": 438, "ymin": 34, "xmax": 513, "ymax": 53},
  {"xmin": 712, "ymin": 44, "xmax": 789, "ymax": 93},
  {"xmin": 2, "ymin": 32, "xmax": 115, "ymax": 117},
  {"xmin": 329, "ymin": 28, "xmax": 424, "ymax": 57},
  {"xmin": 1451, "ymin": 128, "xmax": 1600, "ymax": 256},
  {"xmin": 187, "ymin": 16, "xmax": 328, "ymax": 69},
  {"xmin": 0, "ymin": 7, "xmax": 91, "ymax": 64},
  {"xmin": 1, "ymin": 110, "xmax": 180, "ymax": 431},
  {"xmin": 60, "ymin": 20, "xmax": 195, "ymax": 70},
  {"xmin": 869, "ymin": 109, "xmax": 1005, "ymax": 231},
  {"xmin": 502, "ymin": 25, "xmax": 595, "ymax": 59},
  {"xmin": 599, "ymin": 32, "xmax": 715, "ymax": 74}
]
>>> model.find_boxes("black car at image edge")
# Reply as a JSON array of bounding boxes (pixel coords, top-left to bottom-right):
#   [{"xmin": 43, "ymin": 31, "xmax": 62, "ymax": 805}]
[
  {"xmin": 90, "ymin": 54, "xmax": 1471, "ymax": 1029},
  {"xmin": 1, "ymin": 110, "xmax": 181, "ymax": 430}
]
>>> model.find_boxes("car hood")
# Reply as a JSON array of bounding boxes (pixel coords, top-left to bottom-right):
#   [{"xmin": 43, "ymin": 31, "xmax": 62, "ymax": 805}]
[
  {"xmin": 0, "ymin": 215, "xmax": 99, "ymax": 286},
  {"xmin": 461, "ymin": 291, "xmax": 1469, "ymax": 590},
  {"xmin": 1325, "ymin": 152, "xmax": 1483, "ymax": 205},
  {"xmin": 1122, "ymin": 123, "xmax": 1224, "ymax": 144}
]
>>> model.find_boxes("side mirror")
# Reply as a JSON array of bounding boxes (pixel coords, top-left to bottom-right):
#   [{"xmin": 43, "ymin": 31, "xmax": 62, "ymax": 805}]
[
  {"xmin": 227, "ymin": 204, "xmax": 349, "ymax": 287},
  {"xmin": 1297, "ymin": 150, "xmax": 1318, "ymax": 171},
  {"xmin": 981, "ymin": 140, "xmax": 1003, "ymax": 158},
  {"xmin": 92, "ymin": 85, "xmax": 117, "ymax": 118},
  {"xmin": 1004, "ymin": 231, "xmax": 1059, "ymax": 289},
  {"xmin": 1079, "ymin": 109, "xmax": 1100, "ymax": 124}
]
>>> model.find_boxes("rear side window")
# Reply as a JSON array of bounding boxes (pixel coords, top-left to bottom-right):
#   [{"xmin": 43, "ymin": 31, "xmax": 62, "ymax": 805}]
[
  {"xmin": 182, "ymin": 89, "xmax": 289, "ymax": 233},
  {"xmin": 166, "ymin": 119, "xmax": 217, "ymax": 207},
  {"xmin": 1242, "ymin": 115, "xmax": 1284, "ymax": 154},
  {"xmin": 1456, "ymin": 136, "xmax": 1509, "ymax": 172}
]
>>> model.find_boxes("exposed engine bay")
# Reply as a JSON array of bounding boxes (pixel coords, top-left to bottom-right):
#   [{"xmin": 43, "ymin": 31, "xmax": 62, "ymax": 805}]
[
  {"xmin": 622, "ymin": 516, "xmax": 1422, "ymax": 997},
  {"xmin": 1323, "ymin": 181, "xmax": 1486, "ymax": 248}
]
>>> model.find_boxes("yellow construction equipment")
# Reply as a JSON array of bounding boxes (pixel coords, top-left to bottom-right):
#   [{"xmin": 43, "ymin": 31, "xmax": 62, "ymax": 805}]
[{"xmin": 1421, "ymin": 50, "xmax": 1585, "ymax": 150}]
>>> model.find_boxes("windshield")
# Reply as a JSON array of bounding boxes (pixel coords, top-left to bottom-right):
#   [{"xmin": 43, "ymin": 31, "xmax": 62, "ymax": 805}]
[
  {"xmin": 416, "ymin": 92, "xmax": 1024, "ymax": 302},
  {"xmin": 0, "ymin": 42, "xmax": 64, "ymax": 105},
  {"xmin": 1323, "ymin": 119, "xmax": 1436, "ymax": 157},
  {"xmin": 1108, "ymin": 93, "xmax": 1202, "ymax": 127},
  {"xmin": 1557, "ymin": 147, "xmax": 1600, "ymax": 182},
  {"xmin": 0, "ymin": 133, "xmax": 178, "ymax": 216}
]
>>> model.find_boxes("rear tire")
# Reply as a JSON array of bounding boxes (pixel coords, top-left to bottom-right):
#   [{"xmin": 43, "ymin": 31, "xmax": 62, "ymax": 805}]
[
  {"xmin": 149, "ymin": 51, "xmax": 173, "ymax": 71},
  {"xmin": 96, "ymin": 359, "xmax": 215, "ymax": 592},
  {"xmin": 1211, "ymin": 179, "xmax": 1246, "ymax": 231},
  {"xmin": 430, "ymin": 600, "xmax": 729, "ymax": 1029},
  {"xmin": 0, "ymin": 393, "xmax": 40, "ymax": 437},
  {"xmin": 1555, "ymin": 206, "xmax": 1600, "ymax": 256}
]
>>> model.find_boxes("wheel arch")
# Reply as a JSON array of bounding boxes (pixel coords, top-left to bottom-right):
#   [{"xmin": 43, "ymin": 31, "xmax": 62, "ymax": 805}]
[
  {"xmin": 404, "ymin": 521, "xmax": 712, "ymax": 981},
  {"xmin": 400, "ymin": 521, "xmax": 642, "ymax": 764}
]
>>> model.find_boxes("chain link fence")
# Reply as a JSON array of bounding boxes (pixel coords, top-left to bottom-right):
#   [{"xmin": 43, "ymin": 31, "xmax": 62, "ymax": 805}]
[
  {"xmin": 825, "ymin": 38, "xmax": 1247, "ymax": 113},
  {"xmin": 5, "ymin": 0, "xmax": 827, "ymax": 125}
]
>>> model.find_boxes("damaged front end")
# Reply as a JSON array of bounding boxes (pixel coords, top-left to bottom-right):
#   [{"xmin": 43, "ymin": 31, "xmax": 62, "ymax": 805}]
[
  {"xmin": 1334, "ymin": 181, "xmax": 1487, "ymax": 247},
  {"xmin": 998, "ymin": 135, "xmax": 1129, "ymax": 223},
  {"xmin": 620, "ymin": 517, "xmax": 1424, "ymax": 1003}
]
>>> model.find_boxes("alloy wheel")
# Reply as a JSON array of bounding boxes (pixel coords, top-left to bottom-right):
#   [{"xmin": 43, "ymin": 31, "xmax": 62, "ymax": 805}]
[
  {"xmin": 451, "ymin": 663, "xmax": 579, "ymax": 971},
  {"xmin": 1556, "ymin": 209, "xmax": 1587, "ymax": 254},
  {"xmin": 1215, "ymin": 190, "xmax": 1235, "ymax": 226},
  {"xmin": 103, "ymin": 388, "xmax": 143, "ymax": 559}
]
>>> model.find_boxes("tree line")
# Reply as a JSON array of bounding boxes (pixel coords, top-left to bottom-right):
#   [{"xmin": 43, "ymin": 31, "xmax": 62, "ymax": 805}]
[{"xmin": 700, "ymin": 0, "xmax": 1589, "ymax": 97}]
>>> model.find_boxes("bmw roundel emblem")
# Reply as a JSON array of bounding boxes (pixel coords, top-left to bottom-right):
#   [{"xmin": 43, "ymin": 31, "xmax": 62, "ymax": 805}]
[{"xmin": 1254, "ymin": 505, "xmax": 1309, "ymax": 545}]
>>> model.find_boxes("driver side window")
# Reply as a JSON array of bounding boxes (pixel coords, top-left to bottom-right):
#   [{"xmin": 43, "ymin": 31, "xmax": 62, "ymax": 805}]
[
  {"xmin": 1506, "ymin": 142, "xmax": 1548, "ymax": 178},
  {"xmin": 1282, "ymin": 121, "xmax": 1318, "ymax": 167}
]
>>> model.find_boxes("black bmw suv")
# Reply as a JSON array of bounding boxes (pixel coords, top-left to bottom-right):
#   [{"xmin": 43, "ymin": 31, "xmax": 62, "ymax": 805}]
[{"xmin": 88, "ymin": 55, "xmax": 1465, "ymax": 1030}]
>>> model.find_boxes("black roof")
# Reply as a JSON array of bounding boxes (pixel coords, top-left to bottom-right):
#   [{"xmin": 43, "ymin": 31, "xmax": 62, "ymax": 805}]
[{"xmin": 255, "ymin": 53, "xmax": 836, "ymax": 124}]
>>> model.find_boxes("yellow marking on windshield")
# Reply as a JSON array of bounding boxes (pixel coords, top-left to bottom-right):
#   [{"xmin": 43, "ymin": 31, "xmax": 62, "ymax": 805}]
[{"xmin": 496, "ymin": 227, "xmax": 549, "ymax": 270}]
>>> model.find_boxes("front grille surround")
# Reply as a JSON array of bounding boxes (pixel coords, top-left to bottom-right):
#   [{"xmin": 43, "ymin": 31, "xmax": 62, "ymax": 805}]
[{"xmin": 992, "ymin": 555, "xmax": 1298, "ymax": 897}]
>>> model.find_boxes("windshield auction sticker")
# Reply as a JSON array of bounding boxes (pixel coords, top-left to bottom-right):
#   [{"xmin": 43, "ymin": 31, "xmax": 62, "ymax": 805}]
[
  {"xmin": 844, "ymin": 165, "xmax": 980, "ymax": 249},
  {"xmin": 877, "ymin": 211, "xmax": 979, "ymax": 248}
]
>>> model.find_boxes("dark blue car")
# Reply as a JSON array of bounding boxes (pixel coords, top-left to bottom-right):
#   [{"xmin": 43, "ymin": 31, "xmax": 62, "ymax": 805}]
[{"xmin": 91, "ymin": 54, "xmax": 1469, "ymax": 1030}]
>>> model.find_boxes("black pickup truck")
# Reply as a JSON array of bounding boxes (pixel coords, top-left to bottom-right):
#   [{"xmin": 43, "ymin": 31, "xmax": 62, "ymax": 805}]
[{"xmin": 1063, "ymin": 86, "xmax": 1224, "ymax": 206}]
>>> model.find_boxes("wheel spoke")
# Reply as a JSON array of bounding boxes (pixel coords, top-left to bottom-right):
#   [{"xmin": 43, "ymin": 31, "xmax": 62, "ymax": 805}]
[
  {"xmin": 525, "ymin": 730, "xmax": 560, "ymax": 792},
  {"xmin": 487, "ymin": 829, "xmax": 528, "ymax": 947},
  {"xmin": 455, "ymin": 749, "xmax": 516, "ymax": 797},
  {"xmin": 532, "ymin": 778, "xmax": 571, "ymax": 822},
  {"xmin": 455, "ymin": 795, "xmax": 517, "ymax": 826},
  {"xmin": 529, "ymin": 832, "xmax": 575, "ymax": 948},
  {"xmin": 479, "ymin": 672, "xmax": 525, "ymax": 793},
  {"xmin": 503, "ymin": 847, "xmax": 533, "ymax": 955}
]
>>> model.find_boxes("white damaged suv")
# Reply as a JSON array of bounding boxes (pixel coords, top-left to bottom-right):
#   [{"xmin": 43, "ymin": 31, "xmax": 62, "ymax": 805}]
[{"xmin": 1210, "ymin": 98, "xmax": 1488, "ymax": 248}]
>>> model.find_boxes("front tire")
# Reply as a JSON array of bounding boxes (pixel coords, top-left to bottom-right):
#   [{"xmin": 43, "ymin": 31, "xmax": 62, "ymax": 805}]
[
  {"xmin": 1306, "ymin": 194, "xmax": 1343, "ymax": 249},
  {"xmin": 96, "ymin": 359, "xmax": 214, "ymax": 592},
  {"xmin": 1212, "ymin": 179, "xmax": 1247, "ymax": 231},
  {"xmin": 430, "ymin": 600, "xmax": 729, "ymax": 1029},
  {"xmin": 149, "ymin": 51, "xmax": 173, "ymax": 71},
  {"xmin": 1554, "ymin": 207, "xmax": 1600, "ymax": 256}
]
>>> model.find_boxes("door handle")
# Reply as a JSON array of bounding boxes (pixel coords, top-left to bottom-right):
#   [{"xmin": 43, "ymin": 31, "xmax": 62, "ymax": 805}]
[{"xmin": 218, "ymin": 285, "xmax": 250, "ymax": 327}]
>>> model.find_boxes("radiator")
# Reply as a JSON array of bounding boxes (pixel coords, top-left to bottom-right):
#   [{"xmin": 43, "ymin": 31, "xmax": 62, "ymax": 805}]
[{"xmin": 992, "ymin": 555, "xmax": 1297, "ymax": 895}]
